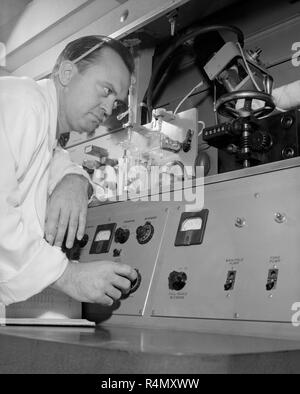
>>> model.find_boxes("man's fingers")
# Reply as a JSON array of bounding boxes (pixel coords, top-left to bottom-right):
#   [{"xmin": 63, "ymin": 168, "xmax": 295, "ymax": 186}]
[
  {"xmin": 95, "ymin": 294, "xmax": 114, "ymax": 306},
  {"xmin": 112, "ymin": 276, "xmax": 132, "ymax": 293},
  {"xmin": 54, "ymin": 210, "xmax": 70, "ymax": 247},
  {"xmin": 106, "ymin": 285, "xmax": 122, "ymax": 301},
  {"xmin": 114, "ymin": 263, "xmax": 138, "ymax": 282},
  {"xmin": 77, "ymin": 206, "xmax": 87, "ymax": 241},
  {"xmin": 45, "ymin": 205, "xmax": 60, "ymax": 245},
  {"xmin": 66, "ymin": 213, "xmax": 79, "ymax": 249}
]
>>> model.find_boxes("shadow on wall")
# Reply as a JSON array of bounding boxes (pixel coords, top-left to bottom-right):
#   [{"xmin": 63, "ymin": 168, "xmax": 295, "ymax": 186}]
[{"xmin": 0, "ymin": 66, "xmax": 10, "ymax": 76}]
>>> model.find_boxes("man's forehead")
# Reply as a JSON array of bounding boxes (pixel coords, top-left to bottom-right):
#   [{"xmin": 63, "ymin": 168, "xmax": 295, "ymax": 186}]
[{"xmin": 96, "ymin": 46, "xmax": 129, "ymax": 70}]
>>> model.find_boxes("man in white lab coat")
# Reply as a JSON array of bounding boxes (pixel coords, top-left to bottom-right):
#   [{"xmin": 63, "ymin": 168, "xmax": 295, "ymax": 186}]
[{"xmin": 0, "ymin": 36, "xmax": 137, "ymax": 306}]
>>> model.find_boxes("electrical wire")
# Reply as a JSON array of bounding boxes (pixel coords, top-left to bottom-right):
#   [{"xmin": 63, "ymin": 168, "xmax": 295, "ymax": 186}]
[
  {"xmin": 236, "ymin": 42, "xmax": 261, "ymax": 92},
  {"xmin": 213, "ymin": 81, "xmax": 219, "ymax": 124},
  {"xmin": 145, "ymin": 25, "xmax": 244, "ymax": 121},
  {"xmin": 174, "ymin": 80, "xmax": 203, "ymax": 115},
  {"xmin": 198, "ymin": 120, "xmax": 206, "ymax": 136},
  {"xmin": 198, "ymin": 143, "xmax": 210, "ymax": 151}
]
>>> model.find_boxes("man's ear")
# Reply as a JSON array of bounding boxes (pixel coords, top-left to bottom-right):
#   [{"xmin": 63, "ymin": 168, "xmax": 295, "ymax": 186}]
[{"xmin": 57, "ymin": 61, "xmax": 76, "ymax": 86}]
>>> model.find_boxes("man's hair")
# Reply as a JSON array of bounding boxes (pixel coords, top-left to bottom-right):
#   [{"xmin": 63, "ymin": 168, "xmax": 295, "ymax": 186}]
[{"xmin": 52, "ymin": 35, "xmax": 135, "ymax": 76}]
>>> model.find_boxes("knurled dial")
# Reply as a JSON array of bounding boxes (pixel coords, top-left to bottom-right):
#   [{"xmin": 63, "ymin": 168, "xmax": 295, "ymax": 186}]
[
  {"xmin": 250, "ymin": 131, "xmax": 273, "ymax": 152},
  {"xmin": 136, "ymin": 221, "xmax": 154, "ymax": 244}
]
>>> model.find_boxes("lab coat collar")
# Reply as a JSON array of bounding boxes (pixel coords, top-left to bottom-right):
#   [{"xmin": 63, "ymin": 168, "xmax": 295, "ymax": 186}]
[{"xmin": 36, "ymin": 78, "xmax": 58, "ymax": 152}]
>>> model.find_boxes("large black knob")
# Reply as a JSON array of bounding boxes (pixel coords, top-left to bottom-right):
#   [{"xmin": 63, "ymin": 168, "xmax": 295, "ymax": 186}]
[
  {"xmin": 168, "ymin": 271, "xmax": 187, "ymax": 291},
  {"xmin": 62, "ymin": 234, "xmax": 89, "ymax": 260},
  {"xmin": 114, "ymin": 228, "xmax": 130, "ymax": 244},
  {"xmin": 121, "ymin": 269, "xmax": 142, "ymax": 299},
  {"xmin": 78, "ymin": 234, "xmax": 89, "ymax": 248},
  {"xmin": 129, "ymin": 269, "xmax": 142, "ymax": 294}
]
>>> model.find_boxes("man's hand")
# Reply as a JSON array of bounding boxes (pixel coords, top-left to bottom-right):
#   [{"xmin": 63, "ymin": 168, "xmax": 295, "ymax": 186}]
[
  {"xmin": 45, "ymin": 174, "xmax": 91, "ymax": 249},
  {"xmin": 52, "ymin": 261, "xmax": 138, "ymax": 305}
]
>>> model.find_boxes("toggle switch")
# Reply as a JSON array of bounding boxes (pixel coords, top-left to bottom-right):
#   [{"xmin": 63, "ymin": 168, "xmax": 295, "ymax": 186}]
[
  {"xmin": 224, "ymin": 270, "xmax": 236, "ymax": 291},
  {"xmin": 266, "ymin": 269, "xmax": 279, "ymax": 291},
  {"xmin": 113, "ymin": 248, "xmax": 121, "ymax": 257}
]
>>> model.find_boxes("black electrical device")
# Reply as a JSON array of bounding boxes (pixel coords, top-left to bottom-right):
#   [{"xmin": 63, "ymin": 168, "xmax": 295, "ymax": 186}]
[{"xmin": 203, "ymin": 109, "xmax": 300, "ymax": 173}]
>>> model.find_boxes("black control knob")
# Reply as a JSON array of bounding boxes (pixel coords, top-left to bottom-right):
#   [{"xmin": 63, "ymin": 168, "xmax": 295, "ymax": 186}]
[
  {"xmin": 121, "ymin": 269, "xmax": 142, "ymax": 299},
  {"xmin": 114, "ymin": 228, "xmax": 130, "ymax": 244},
  {"xmin": 129, "ymin": 269, "xmax": 142, "ymax": 294},
  {"xmin": 62, "ymin": 234, "xmax": 89, "ymax": 260},
  {"xmin": 168, "ymin": 271, "xmax": 187, "ymax": 291},
  {"xmin": 136, "ymin": 221, "xmax": 154, "ymax": 244},
  {"xmin": 78, "ymin": 234, "xmax": 89, "ymax": 248}
]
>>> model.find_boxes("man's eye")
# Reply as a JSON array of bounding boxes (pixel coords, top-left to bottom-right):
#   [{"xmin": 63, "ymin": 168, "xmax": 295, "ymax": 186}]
[{"xmin": 103, "ymin": 87, "xmax": 112, "ymax": 96}]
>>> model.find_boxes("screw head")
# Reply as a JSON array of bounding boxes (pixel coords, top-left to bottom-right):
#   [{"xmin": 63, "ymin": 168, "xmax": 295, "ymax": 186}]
[
  {"xmin": 274, "ymin": 212, "xmax": 286, "ymax": 224},
  {"xmin": 235, "ymin": 217, "xmax": 246, "ymax": 228}
]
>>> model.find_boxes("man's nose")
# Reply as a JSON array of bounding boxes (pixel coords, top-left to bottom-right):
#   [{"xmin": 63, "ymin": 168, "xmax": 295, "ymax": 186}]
[{"xmin": 101, "ymin": 96, "xmax": 115, "ymax": 117}]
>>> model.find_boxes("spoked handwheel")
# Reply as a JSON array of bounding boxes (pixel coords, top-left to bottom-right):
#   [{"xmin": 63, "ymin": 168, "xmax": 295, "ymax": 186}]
[{"xmin": 216, "ymin": 91, "xmax": 275, "ymax": 119}]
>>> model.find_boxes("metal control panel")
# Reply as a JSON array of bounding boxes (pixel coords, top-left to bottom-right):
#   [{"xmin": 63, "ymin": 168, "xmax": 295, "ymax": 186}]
[
  {"xmin": 80, "ymin": 161, "xmax": 300, "ymax": 338},
  {"xmin": 80, "ymin": 205, "xmax": 169, "ymax": 316}
]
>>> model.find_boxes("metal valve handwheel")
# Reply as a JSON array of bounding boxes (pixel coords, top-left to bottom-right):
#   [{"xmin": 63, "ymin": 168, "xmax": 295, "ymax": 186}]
[{"xmin": 216, "ymin": 91, "xmax": 275, "ymax": 119}]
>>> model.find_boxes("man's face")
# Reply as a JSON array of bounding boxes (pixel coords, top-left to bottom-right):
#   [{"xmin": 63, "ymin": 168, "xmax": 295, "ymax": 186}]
[{"xmin": 62, "ymin": 47, "xmax": 131, "ymax": 134}]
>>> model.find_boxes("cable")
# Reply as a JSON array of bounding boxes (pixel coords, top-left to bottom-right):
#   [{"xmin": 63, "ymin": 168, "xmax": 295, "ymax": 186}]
[
  {"xmin": 198, "ymin": 120, "xmax": 206, "ymax": 136},
  {"xmin": 198, "ymin": 143, "xmax": 210, "ymax": 151},
  {"xmin": 146, "ymin": 25, "xmax": 244, "ymax": 121},
  {"xmin": 174, "ymin": 80, "xmax": 203, "ymax": 115},
  {"xmin": 213, "ymin": 81, "xmax": 219, "ymax": 124},
  {"xmin": 236, "ymin": 42, "xmax": 261, "ymax": 92}
]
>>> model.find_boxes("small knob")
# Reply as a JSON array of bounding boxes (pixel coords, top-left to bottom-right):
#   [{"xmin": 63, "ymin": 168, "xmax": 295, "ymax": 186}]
[
  {"xmin": 78, "ymin": 234, "xmax": 89, "ymax": 248},
  {"xmin": 115, "ymin": 228, "xmax": 130, "ymax": 244}
]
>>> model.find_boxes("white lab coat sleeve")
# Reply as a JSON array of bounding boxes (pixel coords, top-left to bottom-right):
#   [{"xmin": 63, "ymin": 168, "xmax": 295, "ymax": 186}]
[
  {"xmin": 48, "ymin": 144, "xmax": 94, "ymax": 197},
  {"xmin": 0, "ymin": 91, "xmax": 69, "ymax": 305}
]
